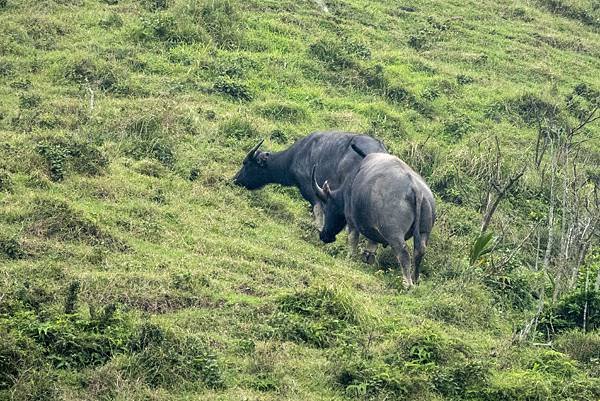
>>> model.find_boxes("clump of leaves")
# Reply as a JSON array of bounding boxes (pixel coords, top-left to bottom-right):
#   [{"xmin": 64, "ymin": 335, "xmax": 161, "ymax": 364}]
[
  {"xmin": 0, "ymin": 235, "xmax": 25, "ymax": 260},
  {"xmin": 133, "ymin": 159, "xmax": 166, "ymax": 178},
  {"xmin": 554, "ymin": 330, "xmax": 600, "ymax": 368},
  {"xmin": 213, "ymin": 77, "xmax": 253, "ymax": 101},
  {"xmin": 269, "ymin": 286, "xmax": 360, "ymax": 348},
  {"xmin": 36, "ymin": 137, "xmax": 109, "ymax": 181},
  {"xmin": 201, "ymin": 0, "xmax": 243, "ymax": 49},
  {"xmin": 331, "ymin": 324, "xmax": 488, "ymax": 399},
  {"xmin": 219, "ymin": 117, "xmax": 258, "ymax": 141},
  {"xmin": 141, "ymin": 0, "xmax": 168, "ymax": 11},
  {"xmin": 124, "ymin": 326, "xmax": 225, "ymax": 389},
  {"xmin": 540, "ymin": 289, "xmax": 600, "ymax": 335},
  {"xmin": 259, "ymin": 102, "xmax": 307, "ymax": 123},
  {"xmin": 27, "ymin": 197, "xmax": 123, "ymax": 249},
  {"xmin": 0, "ymin": 168, "xmax": 13, "ymax": 192},
  {"xmin": 469, "ymin": 232, "xmax": 494, "ymax": 266}
]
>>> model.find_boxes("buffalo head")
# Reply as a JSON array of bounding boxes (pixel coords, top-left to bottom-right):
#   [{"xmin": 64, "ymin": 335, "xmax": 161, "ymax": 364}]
[
  {"xmin": 233, "ymin": 139, "xmax": 272, "ymax": 189},
  {"xmin": 312, "ymin": 165, "xmax": 346, "ymax": 243}
]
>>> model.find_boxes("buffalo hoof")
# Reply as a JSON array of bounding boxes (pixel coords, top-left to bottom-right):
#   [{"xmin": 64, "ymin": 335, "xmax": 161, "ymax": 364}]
[{"xmin": 361, "ymin": 251, "xmax": 376, "ymax": 265}]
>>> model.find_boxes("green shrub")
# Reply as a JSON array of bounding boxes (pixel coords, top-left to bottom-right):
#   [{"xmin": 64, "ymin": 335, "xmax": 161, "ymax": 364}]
[
  {"xmin": 124, "ymin": 330, "xmax": 224, "ymax": 389},
  {"xmin": 554, "ymin": 330, "xmax": 600, "ymax": 367},
  {"xmin": 0, "ymin": 168, "xmax": 13, "ymax": 192},
  {"xmin": 270, "ymin": 286, "xmax": 360, "ymax": 348},
  {"xmin": 0, "ymin": 235, "xmax": 25, "ymax": 260},
  {"xmin": 141, "ymin": 0, "xmax": 168, "ymax": 11},
  {"xmin": 259, "ymin": 102, "xmax": 307, "ymax": 123},
  {"xmin": 36, "ymin": 137, "xmax": 109, "ymax": 181},
  {"xmin": 0, "ymin": 327, "xmax": 42, "ymax": 390},
  {"xmin": 27, "ymin": 197, "xmax": 123, "ymax": 249},
  {"xmin": 133, "ymin": 159, "xmax": 166, "ymax": 178},
  {"xmin": 443, "ymin": 115, "xmax": 472, "ymax": 141},
  {"xmin": 213, "ymin": 77, "xmax": 253, "ymax": 101},
  {"xmin": 332, "ymin": 324, "xmax": 488, "ymax": 399},
  {"xmin": 525, "ymin": 349, "xmax": 576, "ymax": 377},
  {"xmin": 201, "ymin": 0, "xmax": 243, "ymax": 49},
  {"xmin": 219, "ymin": 117, "xmax": 258, "ymax": 141},
  {"xmin": 541, "ymin": 290, "xmax": 600, "ymax": 335},
  {"xmin": 485, "ymin": 370, "xmax": 552, "ymax": 401}
]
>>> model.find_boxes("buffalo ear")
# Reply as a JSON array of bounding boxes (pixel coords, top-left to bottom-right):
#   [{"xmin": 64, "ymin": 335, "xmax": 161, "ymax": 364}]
[
  {"xmin": 256, "ymin": 152, "xmax": 270, "ymax": 167},
  {"xmin": 323, "ymin": 181, "xmax": 332, "ymax": 197}
]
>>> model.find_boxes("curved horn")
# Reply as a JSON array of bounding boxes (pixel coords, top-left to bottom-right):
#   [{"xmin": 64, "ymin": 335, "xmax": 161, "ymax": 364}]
[
  {"xmin": 245, "ymin": 138, "xmax": 265, "ymax": 160},
  {"xmin": 351, "ymin": 143, "xmax": 367, "ymax": 158},
  {"xmin": 312, "ymin": 165, "xmax": 328, "ymax": 202}
]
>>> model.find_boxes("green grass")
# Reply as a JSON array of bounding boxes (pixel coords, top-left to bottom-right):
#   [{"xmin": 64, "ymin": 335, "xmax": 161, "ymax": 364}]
[{"xmin": 0, "ymin": 0, "xmax": 599, "ymax": 399}]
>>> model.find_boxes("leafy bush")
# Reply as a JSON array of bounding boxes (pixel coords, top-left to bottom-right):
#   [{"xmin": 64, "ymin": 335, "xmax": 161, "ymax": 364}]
[
  {"xmin": 0, "ymin": 235, "xmax": 25, "ymax": 259},
  {"xmin": 540, "ymin": 290, "xmax": 600, "ymax": 334},
  {"xmin": 269, "ymin": 286, "xmax": 360, "ymax": 348},
  {"xmin": 141, "ymin": 0, "xmax": 168, "ymax": 11},
  {"xmin": 259, "ymin": 102, "xmax": 307, "ymax": 123},
  {"xmin": 133, "ymin": 159, "xmax": 166, "ymax": 178},
  {"xmin": 213, "ymin": 77, "xmax": 253, "ymax": 101},
  {"xmin": 201, "ymin": 0, "xmax": 243, "ymax": 49},
  {"xmin": 219, "ymin": 117, "xmax": 258, "ymax": 141},
  {"xmin": 36, "ymin": 137, "xmax": 109, "ymax": 181},
  {"xmin": 485, "ymin": 370, "xmax": 552, "ymax": 401},
  {"xmin": 0, "ymin": 168, "xmax": 13, "ymax": 192},
  {"xmin": 331, "ymin": 324, "xmax": 489, "ymax": 399},
  {"xmin": 0, "ymin": 328, "xmax": 42, "ymax": 390},
  {"xmin": 554, "ymin": 330, "xmax": 600, "ymax": 367},
  {"xmin": 27, "ymin": 197, "xmax": 123, "ymax": 249},
  {"xmin": 124, "ymin": 328, "xmax": 224, "ymax": 389}
]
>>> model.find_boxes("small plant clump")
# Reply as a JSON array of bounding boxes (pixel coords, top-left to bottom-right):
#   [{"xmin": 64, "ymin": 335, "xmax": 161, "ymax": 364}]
[
  {"xmin": 35, "ymin": 137, "xmax": 109, "ymax": 181},
  {"xmin": 27, "ymin": 197, "xmax": 123, "ymax": 249},
  {"xmin": 269, "ymin": 286, "xmax": 361, "ymax": 348}
]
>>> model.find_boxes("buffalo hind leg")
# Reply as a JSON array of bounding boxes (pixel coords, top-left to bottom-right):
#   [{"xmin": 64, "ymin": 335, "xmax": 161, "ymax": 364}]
[
  {"xmin": 392, "ymin": 239, "xmax": 413, "ymax": 287},
  {"xmin": 361, "ymin": 240, "xmax": 378, "ymax": 265},
  {"xmin": 413, "ymin": 234, "xmax": 428, "ymax": 284}
]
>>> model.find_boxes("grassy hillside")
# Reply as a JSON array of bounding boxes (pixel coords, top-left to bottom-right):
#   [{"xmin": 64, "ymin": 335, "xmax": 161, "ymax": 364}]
[{"xmin": 0, "ymin": 0, "xmax": 599, "ymax": 400}]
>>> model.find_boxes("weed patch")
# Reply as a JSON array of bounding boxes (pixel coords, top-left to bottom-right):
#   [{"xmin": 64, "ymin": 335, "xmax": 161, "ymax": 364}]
[
  {"xmin": 124, "ymin": 325, "xmax": 225, "ymax": 389},
  {"xmin": 538, "ymin": 0, "xmax": 599, "ymax": 28},
  {"xmin": 27, "ymin": 197, "xmax": 123, "ymax": 249},
  {"xmin": 0, "ymin": 235, "xmax": 25, "ymax": 260},
  {"xmin": 269, "ymin": 286, "xmax": 361, "ymax": 348},
  {"xmin": 35, "ymin": 136, "xmax": 109, "ymax": 181},
  {"xmin": 213, "ymin": 77, "xmax": 254, "ymax": 101}
]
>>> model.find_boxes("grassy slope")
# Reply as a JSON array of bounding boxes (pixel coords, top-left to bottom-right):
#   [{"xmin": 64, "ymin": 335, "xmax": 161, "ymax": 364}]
[{"xmin": 0, "ymin": 0, "xmax": 599, "ymax": 400}]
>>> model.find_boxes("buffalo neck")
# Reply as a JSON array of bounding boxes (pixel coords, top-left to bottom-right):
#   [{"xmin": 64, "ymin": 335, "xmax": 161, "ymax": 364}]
[{"xmin": 265, "ymin": 149, "xmax": 295, "ymax": 186}]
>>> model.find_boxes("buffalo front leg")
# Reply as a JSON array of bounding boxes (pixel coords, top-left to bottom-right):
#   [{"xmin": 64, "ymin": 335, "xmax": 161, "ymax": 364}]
[
  {"xmin": 347, "ymin": 228, "xmax": 359, "ymax": 259},
  {"xmin": 361, "ymin": 240, "xmax": 378, "ymax": 265},
  {"xmin": 312, "ymin": 202, "xmax": 324, "ymax": 231},
  {"xmin": 392, "ymin": 239, "xmax": 413, "ymax": 287}
]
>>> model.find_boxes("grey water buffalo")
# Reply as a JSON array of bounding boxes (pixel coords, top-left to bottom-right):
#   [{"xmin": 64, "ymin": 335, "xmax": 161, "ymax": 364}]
[
  {"xmin": 233, "ymin": 131, "xmax": 387, "ymax": 237},
  {"xmin": 312, "ymin": 145, "xmax": 435, "ymax": 286}
]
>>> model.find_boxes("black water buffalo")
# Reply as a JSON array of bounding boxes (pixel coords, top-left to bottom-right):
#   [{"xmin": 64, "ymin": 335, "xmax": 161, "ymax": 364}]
[
  {"xmin": 312, "ymin": 145, "xmax": 435, "ymax": 286},
  {"xmin": 233, "ymin": 131, "xmax": 387, "ymax": 255}
]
